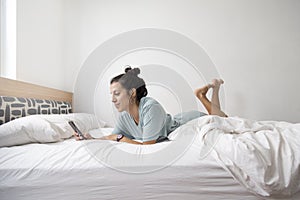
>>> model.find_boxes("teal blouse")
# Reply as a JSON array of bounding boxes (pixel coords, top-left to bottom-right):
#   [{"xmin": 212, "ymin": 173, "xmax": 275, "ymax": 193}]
[{"xmin": 112, "ymin": 97, "xmax": 206, "ymax": 142}]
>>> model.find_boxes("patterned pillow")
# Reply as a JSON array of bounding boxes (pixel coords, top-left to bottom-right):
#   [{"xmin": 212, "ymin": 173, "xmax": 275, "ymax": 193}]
[{"xmin": 0, "ymin": 96, "xmax": 72, "ymax": 125}]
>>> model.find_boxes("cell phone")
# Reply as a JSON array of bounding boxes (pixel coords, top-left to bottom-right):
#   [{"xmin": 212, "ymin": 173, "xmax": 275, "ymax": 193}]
[{"xmin": 68, "ymin": 121, "xmax": 86, "ymax": 140}]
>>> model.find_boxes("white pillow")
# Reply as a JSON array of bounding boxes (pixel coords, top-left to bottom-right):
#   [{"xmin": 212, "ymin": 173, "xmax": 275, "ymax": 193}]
[
  {"xmin": 0, "ymin": 113, "xmax": 107, "ymax": 147},
  {"xmin": 41, "ymin": 113, "xmax": 106, "ymax": 138},
  {"xmin": 0, "ymin": 115, "xmax": 61, "ymax": 147},
  {"xmin": 88, "ymin": 127, "xmax": 114, "ymax": 138}
]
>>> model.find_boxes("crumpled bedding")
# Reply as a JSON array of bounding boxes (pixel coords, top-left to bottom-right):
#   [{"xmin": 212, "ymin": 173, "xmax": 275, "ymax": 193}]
[
  {"xmin": 0, "ymin": 113, "xmax": 299, "ymax": 199},
  {"xmin": 193, "ymin": 115, "xmax": 300, "ymax": 197}
]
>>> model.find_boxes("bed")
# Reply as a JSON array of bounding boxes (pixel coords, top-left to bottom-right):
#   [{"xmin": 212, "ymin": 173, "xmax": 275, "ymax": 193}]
[{"xmin": 0, "ymin": 77, "xmax": 300, "ymax": 200}]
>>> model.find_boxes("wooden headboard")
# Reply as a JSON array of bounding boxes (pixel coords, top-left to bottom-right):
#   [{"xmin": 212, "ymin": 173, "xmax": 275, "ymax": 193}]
[{"xmin": 0, "ymin": 77, "xmax": 73, "ymax": 103}]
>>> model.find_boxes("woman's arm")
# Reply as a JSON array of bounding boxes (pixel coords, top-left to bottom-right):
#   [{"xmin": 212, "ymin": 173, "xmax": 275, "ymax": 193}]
[
  {"xmin": 107, "ymin": 134, "xmax": 155, "ymax": 145},
  {"xmin": 73, "ymin": 132, "xmax": 155, "ymax": 145},
  {"xmin": 99, "ymin": 134, "xmax": 156, "ymax": 145}
]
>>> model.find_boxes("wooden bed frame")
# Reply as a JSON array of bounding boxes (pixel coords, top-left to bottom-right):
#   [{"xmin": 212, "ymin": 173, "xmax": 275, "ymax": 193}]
[{"xmin": 0, "ymin": 77, "xmax": 73, "ymax": 103}]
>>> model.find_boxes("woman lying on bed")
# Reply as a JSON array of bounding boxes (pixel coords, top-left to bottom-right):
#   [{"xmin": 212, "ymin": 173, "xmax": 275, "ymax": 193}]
[{"xmin": 74, "ymin": 67, "xmax": 227, "ymax": 144}]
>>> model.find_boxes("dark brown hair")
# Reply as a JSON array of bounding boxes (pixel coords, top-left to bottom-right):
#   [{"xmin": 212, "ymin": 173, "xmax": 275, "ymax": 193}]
[{"xmin": 110, "ymin": 66, "xmax": 148, "ymax": 103}]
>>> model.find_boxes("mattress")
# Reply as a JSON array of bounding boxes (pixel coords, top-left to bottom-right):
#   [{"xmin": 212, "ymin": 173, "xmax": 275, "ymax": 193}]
[
  {"xmin": 0, "ymin": 136, "xmax": 259, "ymax": 200},
  {"xmin": 1, "ymin": 114, "xmax": 300, "ymax": 200}
]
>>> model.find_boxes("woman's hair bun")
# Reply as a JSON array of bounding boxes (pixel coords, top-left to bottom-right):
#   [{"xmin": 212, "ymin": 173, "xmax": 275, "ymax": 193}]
[
  {"xmin": 125, "ymin": 66, "xmax": 140, "ymax": 76},
  {"xmin": 124, "ymin": 66, "xmax": 132, "ymax": 73},
  {"xmin": 111, "ymin": 66, "xmax": 147, "ymax": 102}
]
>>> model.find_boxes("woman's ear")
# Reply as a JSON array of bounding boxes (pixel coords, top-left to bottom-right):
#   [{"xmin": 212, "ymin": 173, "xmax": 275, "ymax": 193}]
[{"xmin": 130, "ymin": 88, "xmax": 137, "ymax": 97}]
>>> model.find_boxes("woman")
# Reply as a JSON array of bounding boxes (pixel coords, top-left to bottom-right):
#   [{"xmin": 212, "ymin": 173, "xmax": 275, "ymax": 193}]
[{"xmin": 74, "ymin": 67, "xmax": 227, "ymax": 144}]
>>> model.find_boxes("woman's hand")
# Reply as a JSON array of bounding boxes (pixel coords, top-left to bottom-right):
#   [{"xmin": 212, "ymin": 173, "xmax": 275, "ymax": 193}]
[{"xmin": 73, "ymin": 132, "xmax": 94, "ymax": 140}]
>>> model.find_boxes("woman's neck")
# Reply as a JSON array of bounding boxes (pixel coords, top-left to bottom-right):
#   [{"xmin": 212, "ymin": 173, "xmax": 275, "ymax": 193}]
[{"xmin": 128, "ymin": 103, "xmax": 139, "ymax": 124}]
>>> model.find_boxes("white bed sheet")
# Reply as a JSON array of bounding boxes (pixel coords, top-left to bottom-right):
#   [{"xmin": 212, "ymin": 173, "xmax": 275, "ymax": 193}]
[
  {"xmin": 1, "ymin": 116, "xmax": 300, "ymax": 200},
  {"xmin": 0, "ymin": 134, "xmax": 258, "ymax": 200}
]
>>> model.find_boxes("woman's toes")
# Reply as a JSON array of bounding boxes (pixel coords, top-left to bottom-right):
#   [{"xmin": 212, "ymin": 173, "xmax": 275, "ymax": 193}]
[
  {"xmin": 212, "ymin": 78, "xmax": 224, "ymax": 87},
  {"xmin": 218, "ymin": 79, "xmax": 224, "ymax": 84}
]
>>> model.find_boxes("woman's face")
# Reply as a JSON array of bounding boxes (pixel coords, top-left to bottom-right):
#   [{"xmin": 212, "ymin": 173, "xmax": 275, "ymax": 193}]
[{"xmin": 110, "ymin": 82, "xmax": 130, "ymax": 112}]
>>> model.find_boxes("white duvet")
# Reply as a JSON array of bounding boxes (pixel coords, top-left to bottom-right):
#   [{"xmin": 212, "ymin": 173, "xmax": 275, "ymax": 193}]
[
  {"xmin": 192, "ymin": 115, "xmax": 300, "ymax": 197},
  {"xmin": 74, "ymin": 115, "xmax": 300, "ymax": 198}
]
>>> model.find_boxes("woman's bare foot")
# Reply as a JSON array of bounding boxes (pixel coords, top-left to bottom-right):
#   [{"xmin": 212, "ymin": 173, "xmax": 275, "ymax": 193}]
[
  {"xmin": 194, "ymin": 78, "xmax": 228, "ymax": 117},
  {"xmin": 211, "ymin": 79, "xmax": 224, "ymax": 88},
  {"xmin": 194, "ymin": 83, "xmax": 213, "ymax": 99}
]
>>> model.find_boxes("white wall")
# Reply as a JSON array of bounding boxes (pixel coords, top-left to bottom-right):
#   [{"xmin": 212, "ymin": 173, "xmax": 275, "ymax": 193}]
[
  {"xmin": 17, "ymin": 0, "xmax": 300, "ymax": 122},
  {"xmin": 17, "ymin": 0, "xmax": 65, "ymax": 90}
]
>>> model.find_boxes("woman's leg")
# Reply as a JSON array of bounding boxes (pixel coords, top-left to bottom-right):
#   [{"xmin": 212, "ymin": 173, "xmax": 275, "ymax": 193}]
[
  {"xmin": 194, "ymin": 79, "xmax": 228, "ymax": 117},
  {"xmin": 210, "ymin": 79, "xmax": 228, "ymax": 117},
  {"xmin": 194, "ymin": 83, "xmax": 214, "ymax": 114}
]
